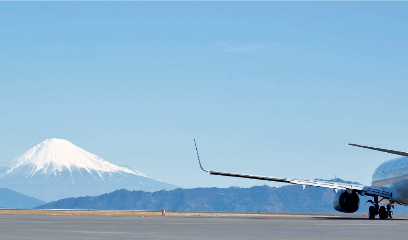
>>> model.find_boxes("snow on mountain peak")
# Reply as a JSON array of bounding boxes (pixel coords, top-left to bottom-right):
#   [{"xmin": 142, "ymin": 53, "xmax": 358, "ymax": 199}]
[{"xmin": 1, "ymin": 138, "xmax": 148, "ymax": 178}]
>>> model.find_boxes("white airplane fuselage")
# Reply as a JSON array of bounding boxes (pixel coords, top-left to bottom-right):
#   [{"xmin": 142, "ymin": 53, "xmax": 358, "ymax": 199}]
[{"xmin": 372, "ymin": 157, "xmax": 408, "ymax": 205}]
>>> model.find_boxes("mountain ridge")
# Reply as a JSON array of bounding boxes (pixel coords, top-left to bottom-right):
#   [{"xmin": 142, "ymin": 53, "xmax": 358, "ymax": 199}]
[
  {"xmin": 0, "ymin": 188, "xmax": 45, "ymax": 209},
  {"xmin": 38, "ymin": 178, "xmax": 408, "ymax": 213},
  {"xmin": 0, "ymin": 138, "xmax": 176, "ymax": 202}
]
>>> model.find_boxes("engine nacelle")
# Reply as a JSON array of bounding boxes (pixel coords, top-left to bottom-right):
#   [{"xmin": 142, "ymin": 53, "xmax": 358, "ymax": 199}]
[{"xmin": 332, "ymin": 189, "xmax": 360, "ymax": 213}]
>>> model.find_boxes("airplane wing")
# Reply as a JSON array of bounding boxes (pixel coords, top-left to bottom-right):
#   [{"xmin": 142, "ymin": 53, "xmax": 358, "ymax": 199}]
[{"xmin": 194, "ymin": 140, "xmax": 392, "ymax": 200}]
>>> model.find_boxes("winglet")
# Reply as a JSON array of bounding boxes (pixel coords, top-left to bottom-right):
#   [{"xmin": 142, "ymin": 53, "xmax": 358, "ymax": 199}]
[
  {"xmin": 194, "ymin": 139, "xmax": 210, "ymax": 172},
  {"xmin": 349, "ymin": 143, "xmax": 408, "ymax": 157}
]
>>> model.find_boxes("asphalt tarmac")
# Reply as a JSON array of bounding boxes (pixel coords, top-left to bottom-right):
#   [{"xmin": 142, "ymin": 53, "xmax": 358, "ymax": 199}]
[{"xmin": 0, "ymin": 213, "xmax": 407, "ymax": 240}]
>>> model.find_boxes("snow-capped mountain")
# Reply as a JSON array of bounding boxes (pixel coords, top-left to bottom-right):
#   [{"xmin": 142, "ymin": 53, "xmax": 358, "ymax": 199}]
[
  {"xmin": 0, "ymin": 138, "xmax": 176, "ymax": 202},
  {"xmin": 2, "ymin": 138, "xmax": 149, "ymax": 180}
]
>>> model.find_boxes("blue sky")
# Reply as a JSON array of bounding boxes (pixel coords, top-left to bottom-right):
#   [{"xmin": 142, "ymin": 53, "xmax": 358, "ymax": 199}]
[{"xmin": 1, "ymin": 2, "xmax": 408, "ymax": 189}]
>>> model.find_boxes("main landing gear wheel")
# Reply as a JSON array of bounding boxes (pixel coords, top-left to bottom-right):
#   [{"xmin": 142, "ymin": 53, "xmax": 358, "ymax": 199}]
[
  {"xmin": 379, "ymin": 206, "xmax": 387, "ymax": 219},
  {"xmin": 367, "ymin": 195, "xmax": 393, "ymax": 219},
  {"xmin": 387, "ymin": 205, "xmax": 393, "ymax": 219},
  {"xmin": 369, "ymin": 206, "xmax": 376, "ymax": 219}
]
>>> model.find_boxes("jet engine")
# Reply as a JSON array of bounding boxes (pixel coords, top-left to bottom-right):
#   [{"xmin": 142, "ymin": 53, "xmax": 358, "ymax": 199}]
[{"xmin": 332, "ymin": 189, "xmax": 360, "ymax": 213}]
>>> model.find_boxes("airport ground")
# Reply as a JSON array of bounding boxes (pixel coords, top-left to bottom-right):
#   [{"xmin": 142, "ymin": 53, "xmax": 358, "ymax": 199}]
[{"xmin": 0, "ymin": 210, "xmax": 407, "ymax": 239}]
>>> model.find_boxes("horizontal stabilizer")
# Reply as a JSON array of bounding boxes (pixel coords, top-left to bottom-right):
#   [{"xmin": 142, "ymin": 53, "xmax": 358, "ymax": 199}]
[{"xmin": 349, "ymin": 143, "xmax": 408, "ymax": 157}]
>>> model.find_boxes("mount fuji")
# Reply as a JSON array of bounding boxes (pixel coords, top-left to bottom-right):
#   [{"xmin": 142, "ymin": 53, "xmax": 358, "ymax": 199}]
[{"xmin": 0, "ymin": 138, "xmax": 176, "ymax": 202}]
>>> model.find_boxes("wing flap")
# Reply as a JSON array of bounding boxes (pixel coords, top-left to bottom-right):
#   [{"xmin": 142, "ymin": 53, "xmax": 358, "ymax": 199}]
[
  {"xmin": 289, "ymin": 179, "xmax": 364, "ymax": 190},
  {"xmin": 362, "ymin": 186, "xmax": 392, "ymax": 199}
]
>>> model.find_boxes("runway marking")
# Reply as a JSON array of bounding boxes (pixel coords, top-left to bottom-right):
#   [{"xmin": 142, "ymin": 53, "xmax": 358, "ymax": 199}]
[
  {"xmin": 33, "ymin": 229, "xmax": 129, "ymax": 234},
  {"xmin": 164, "ymin": 222, "xmax": 217, "ymax": 225},
  {"xmin": 0, "ymin": 221, "xmax": 51, "ymax": 224},
  {"xmin": 316, "ymin": 223, "xmax": 398, "ymax": 226}
]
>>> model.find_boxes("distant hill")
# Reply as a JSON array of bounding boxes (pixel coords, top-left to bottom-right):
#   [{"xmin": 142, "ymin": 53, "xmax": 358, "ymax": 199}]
[
  {"xmin": 37, "ymin": 178, "xmax": 408, "ymax": 213},
  {"xmin": 0, "ymin": 188, "xmax": 45, "ymax": 209}
]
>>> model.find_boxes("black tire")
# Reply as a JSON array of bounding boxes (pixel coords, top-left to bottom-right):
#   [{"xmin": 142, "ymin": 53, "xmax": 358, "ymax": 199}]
[
  {"xmin": 369, "ymin": 206, "xmax": 376, "ymax": 219},
  {"xmin": 379, "ymin": 206, "xmax": 387, "ymax": 219}
]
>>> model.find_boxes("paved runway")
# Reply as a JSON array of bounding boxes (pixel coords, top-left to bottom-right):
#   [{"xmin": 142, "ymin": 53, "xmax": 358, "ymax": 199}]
[{"xmin": 0, "ymin": 213, "xmax": 407, "ymax": 239}]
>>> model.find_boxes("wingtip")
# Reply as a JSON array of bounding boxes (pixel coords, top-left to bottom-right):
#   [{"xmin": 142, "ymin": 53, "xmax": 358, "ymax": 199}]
[{"xmin": 194, "ymin": 139, "xmax": 210, "ymax": 173}]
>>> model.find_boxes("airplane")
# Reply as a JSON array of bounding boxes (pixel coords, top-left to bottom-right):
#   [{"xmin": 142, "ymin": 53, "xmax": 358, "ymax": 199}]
[{"xmin": 194, "ymin": 140, "xmax": 408, "ymax": 219}]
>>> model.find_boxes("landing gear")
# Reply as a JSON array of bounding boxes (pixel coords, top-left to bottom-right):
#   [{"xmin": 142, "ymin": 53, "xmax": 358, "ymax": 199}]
[
  {"xmin": 366, "ymin": 196, "xmax": 393, "ymax": 219},
  {"xmin": 387, "ymin": 204, "xmax": 393, "ymax": 219},
  {"xmin": 379, "ymin": 206, "xmax": 387, "ymax": 219},
  {"xmin": 367, "ymin": 195, "xmax": 380, "ymax": 219},
  {"xmin": 368, "ymin": 206, "xmax": 376, "ymax": 219}
]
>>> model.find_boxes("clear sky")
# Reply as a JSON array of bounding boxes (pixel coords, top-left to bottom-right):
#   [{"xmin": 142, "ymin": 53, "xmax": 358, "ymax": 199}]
[{"xmin": 1, "ymin": 2, "xmax": 408, "ymax": 189}]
